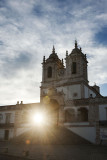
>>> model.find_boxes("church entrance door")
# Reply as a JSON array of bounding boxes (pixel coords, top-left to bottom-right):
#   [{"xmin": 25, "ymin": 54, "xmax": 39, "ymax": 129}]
[{"xmin": 48, "ymin": 99, "xmax": 59, "ymax": 126}]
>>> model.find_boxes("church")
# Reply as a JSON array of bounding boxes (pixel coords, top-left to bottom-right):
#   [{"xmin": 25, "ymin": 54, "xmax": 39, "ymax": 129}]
[{"xmin": 0, "ymin": 41, "xmax": 107, "ymax": 144}]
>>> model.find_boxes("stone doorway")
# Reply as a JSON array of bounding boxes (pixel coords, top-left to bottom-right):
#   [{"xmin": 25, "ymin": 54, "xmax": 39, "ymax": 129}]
[{"xmin": 44, "ymin": 99, "xmax": 59, "ymax": 126}]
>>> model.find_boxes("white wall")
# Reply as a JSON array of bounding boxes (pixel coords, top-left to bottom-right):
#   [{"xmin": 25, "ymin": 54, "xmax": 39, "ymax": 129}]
[
  {"xmin": 68, "ymin": 84, "xmax": 81, "ymax": 99},
  {"xmin": 68, "ymin": 126, "xmax": 96, "ymax": 143},
  {"xmin": 89, "ymin": 89, "xmax": 96, "ymax": 98},
  {"xmin": 99, "ymin": 104, "xmax": 107, "ymax": 120},
  {"xmin": 57, "ymin": 84, "xmax": 81, "ymax": 100},
  {"xmin": 84, "ymin": 85, "xmax": 89, "ymax": 98},
  {"xmin": 84, "ymin": 85, "xmax": 96, "ymax": 98},
  {"xmin": 16, "ymin": 127, "xmax": 31, "ymax": 136},
  {"xmin": 57, "ymin": 86, "xmax": 68, "ymax": 100},
  {"xmin": 9, "ymin": 129, "xmax": 14, "ymax": 139}
]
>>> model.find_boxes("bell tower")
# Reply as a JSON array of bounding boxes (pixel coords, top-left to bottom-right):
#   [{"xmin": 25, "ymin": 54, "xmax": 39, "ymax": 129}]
[
  {"xmin": 65, "ymin": 41, "xmax": 88, "ymax": 84},
  {"xmin": 41, "ymin": 42, "xmax": 89, "ymax": 103},
  {"xmin": 42, "ymin": 46, "xmax": 64, "ymax": 83},
  {"xmin": 41, "ymin": 46, "xmax": 64, "ymax": 100}
]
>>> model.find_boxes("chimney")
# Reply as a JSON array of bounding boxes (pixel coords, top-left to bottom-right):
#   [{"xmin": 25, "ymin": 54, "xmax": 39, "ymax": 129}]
[
  {"xmin": 17, "ymin": 101, "xmax": 19, "ymax": 105},
  {"xmin": 20, "ymin": 101, "xmax": 23, "ymax": 104}
]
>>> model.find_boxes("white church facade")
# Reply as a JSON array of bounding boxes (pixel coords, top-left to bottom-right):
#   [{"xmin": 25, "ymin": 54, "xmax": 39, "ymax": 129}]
[{"xmin": 0, "ymin": 41, "xmax": 107, "ymax": 144}]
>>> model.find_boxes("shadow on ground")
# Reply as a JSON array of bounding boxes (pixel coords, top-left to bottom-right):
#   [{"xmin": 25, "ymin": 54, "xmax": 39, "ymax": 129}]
[{"xmin": 11, "ymin": 125, "xmax": 91, "ymax": 145}]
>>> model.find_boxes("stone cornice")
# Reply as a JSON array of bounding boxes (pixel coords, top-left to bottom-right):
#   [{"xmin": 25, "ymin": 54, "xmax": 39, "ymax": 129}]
[
  {"xmin": 41, "ymin": 79, "xmax": 88, "ymax": 89},
  {"xmin": 65, "ymin": 97, "xmax": 107, "ymax": 106},
  {"xmin": 0, "ymin": 103, "xmax": 40, "ymax": 111}
]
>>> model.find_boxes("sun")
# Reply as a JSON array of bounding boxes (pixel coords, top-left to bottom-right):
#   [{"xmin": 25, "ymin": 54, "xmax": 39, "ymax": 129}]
[{"xmin": 32, "ymin": 112, "xmax": 45, "ymax": 126}]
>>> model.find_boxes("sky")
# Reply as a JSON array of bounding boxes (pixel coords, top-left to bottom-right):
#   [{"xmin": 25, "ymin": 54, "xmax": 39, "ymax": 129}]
[{"xmin": 0, "ymin": 0, "xmax": 107, "ymax": 105}]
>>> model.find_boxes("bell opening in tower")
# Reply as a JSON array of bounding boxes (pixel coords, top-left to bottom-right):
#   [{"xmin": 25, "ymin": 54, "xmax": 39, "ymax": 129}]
[
  {"xmin": 72, "ymin": 62, "xmax": 77, "ymax": 74},
  {"xmin": 47, "ymin": 66, "xmax": 52, "ymax": 78}
]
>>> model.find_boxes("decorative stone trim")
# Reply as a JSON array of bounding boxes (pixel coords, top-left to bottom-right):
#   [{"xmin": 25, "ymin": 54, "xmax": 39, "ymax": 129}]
[{"xmin": 65, "ymin": 97, "xmax": 107, "ymax": 106}]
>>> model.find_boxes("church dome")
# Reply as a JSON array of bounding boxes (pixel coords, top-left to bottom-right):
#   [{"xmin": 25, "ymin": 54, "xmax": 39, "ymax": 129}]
[
  {"xmin": 43, "ymin": 46, "xmax": 64, "ymax": 69},
  {"xmin": 71, "ymin": 40, "xmax": 82, "ymax": 54},
  {"xmin": 49, "ymin": 52, "xmax": 58, "ymax": 59},
  {"xmin": 71, "ymin": 47, "xmax": 81, "ymax": 54},
  {"xmin": 46, "ymin": 46, "xmax": 60, "ymax": 62}
]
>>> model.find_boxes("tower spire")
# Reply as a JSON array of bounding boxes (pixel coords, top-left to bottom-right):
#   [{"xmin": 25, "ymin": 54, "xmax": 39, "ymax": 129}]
[
  {"xmin": 75, "ymin": 40, "xmax": 78, "ymax": 48},
  {"xmin": 52, "ymin": 45, "xmax": 55, "ymax": 54},
  {"xmin": 66, "ymin": 50, "xmax": 68, "ymax": 57},
  {"xmin": 43, "ymin": 56, "xmax": 45, "ymax": 63}
]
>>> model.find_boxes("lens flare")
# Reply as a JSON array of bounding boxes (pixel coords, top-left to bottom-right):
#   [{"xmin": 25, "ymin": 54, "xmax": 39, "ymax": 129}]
[
  {"xmin": 26, "ymin": 139, "xmax": 30, "ymax": 144},
  {"xmin": 32, "ymin": 112, "xmax": 45, "ymax": 126},
  {"xmin": 43, "ymin": 96, "xmax": 50, "ymax": 104}
]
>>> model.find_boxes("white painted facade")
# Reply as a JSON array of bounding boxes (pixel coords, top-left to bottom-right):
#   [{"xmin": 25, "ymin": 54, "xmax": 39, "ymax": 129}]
[
  {"xmin": 84, "ymin": 85, "xmax": 96, "ymax": 98},
  {"xmin": 0, "ymin": 111, "xmax": 15, "ymax": 124},
  {"xmin": 16, "ymin": 127, "xmax": 31, "ymax": 136},
  {"xmin": 0, "ymin": 129, "xmax": 14, "ymax": 140},
  {"xmin": 0, "ymin": 110, "xmax": 15, "ymax": 140},
  {"xmin": 68, "ymin": 126, "xmax": 96, "ymax": 143},
  {"xmin": 56, "ymin": 84, "xmax": 81, "ymax": 100}
]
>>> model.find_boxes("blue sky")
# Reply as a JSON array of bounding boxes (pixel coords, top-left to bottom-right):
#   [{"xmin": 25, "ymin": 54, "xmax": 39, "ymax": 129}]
[{"xmin": 0, "ymin": 0, "xmax": 107, "ymax": 105}]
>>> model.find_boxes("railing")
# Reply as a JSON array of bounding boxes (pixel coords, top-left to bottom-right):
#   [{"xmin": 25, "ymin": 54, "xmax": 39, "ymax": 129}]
[{"xmin": 0, "ymin": 123, "xmax": 14, "ymax": 128}]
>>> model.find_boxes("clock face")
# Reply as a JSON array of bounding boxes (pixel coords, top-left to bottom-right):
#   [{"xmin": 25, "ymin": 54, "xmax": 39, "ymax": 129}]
[{"xmin": 58, "ymin": 69, "xmax": 64, "ymax": 76}]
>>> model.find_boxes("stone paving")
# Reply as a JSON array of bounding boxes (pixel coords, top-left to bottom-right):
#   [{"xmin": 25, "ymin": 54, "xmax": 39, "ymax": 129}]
[
  {"xmin": 0, "ymin": 155, "xmax": 29, "ymax": 160},
  {"xmin": 0, "ymin": 142, "xmax": 107, "ymax": 160}
]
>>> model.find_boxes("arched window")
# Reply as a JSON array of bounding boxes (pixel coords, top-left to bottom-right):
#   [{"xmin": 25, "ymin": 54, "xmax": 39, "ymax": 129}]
[
  {"xmin": 78, "ymin": 108, "xmax": 88, "ymax": 122},
  {"xmin": 72, "ymin": 62, "xmax": 76, "ymax": 74},
  {"xmin": 47, "ymin": 66, "xmax": 52, "ymax": 78}
]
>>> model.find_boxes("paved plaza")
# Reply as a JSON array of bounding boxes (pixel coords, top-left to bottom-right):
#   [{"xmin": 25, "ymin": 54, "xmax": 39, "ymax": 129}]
[{"xmin": 0, "ymin": 142, "xmax": 107, "ymax": 160}]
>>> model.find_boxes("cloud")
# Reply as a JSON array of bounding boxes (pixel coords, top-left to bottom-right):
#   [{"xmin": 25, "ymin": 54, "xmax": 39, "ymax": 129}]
[{"xmin": 0, "ymin": 0, "xmax": 107, "ymax": 105}]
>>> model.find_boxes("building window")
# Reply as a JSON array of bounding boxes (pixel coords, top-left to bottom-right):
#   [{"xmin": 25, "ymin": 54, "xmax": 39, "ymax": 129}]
[
  {"xmin": 77, "ymin": 108, "xmax": 88, "ymax": 122},
  {"xmin": 47, "ymin": 66, "xmax": 52, "ymax": 78},
  {"xmin": 72, "ymin": 62, "xmax": 76, "ymax": 74},
  {"xmin": 4, "ymin": 130, "xmax": 9, "ymax": 140},
  {"xmin": 73, "ymin": 93, "xmax": 78, "ymax": 97},
  {"xmin": 5, "ymin": 113, "xmax": 11, "ymax": 124}
]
